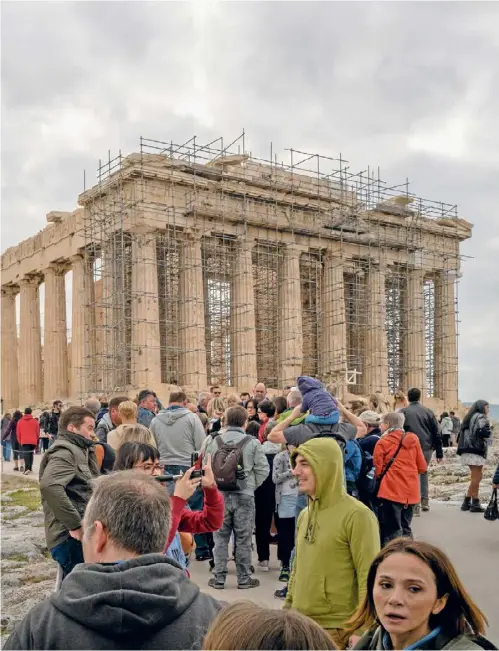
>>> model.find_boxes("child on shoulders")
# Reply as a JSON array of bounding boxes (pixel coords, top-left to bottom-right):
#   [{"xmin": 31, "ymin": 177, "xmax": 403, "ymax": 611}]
[{"xmin": 297, "ymin": 376, "xmax": 339, "ymax": 425}]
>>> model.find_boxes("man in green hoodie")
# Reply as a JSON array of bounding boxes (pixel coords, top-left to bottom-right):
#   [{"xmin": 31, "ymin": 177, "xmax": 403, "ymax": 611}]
[{"xmin": 285, "ymin": 437, "xmax": 380, "ymax": 648}]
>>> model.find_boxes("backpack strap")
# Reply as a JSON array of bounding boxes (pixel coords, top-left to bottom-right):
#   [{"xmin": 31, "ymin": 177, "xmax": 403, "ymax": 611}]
[
  {"xmin": 215, "ymin": 436, "xmax": 225, "ymax": 450},
  {"xmin": 235, "ymin": 435, "xmax": 252, "ymax": 450}
]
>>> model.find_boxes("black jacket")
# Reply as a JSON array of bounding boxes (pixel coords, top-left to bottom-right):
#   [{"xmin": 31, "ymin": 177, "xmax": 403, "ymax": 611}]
[
  {"xmin": 402, "ymin": 402, "xmax": 442, "ymax": 458},
  {"xmin": 45, "ymin": 410, "xmax": 60, "ymax": 436},
  {"xmin": 5, "ymin": 554, "xmax": 223, "ymax": 650},
  {"xmin": 457, "ymin": 413, "xmax": 491, "ymax": 459},
  {"xmin": 493, "ymin": 464, "xmax": 499, "ymax": 486}
]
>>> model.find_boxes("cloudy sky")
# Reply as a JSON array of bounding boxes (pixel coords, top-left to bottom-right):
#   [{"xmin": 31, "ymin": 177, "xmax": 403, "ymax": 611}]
[{"xmin": 2, "ymin": 1, "xmax": 498, "ymax": 403}]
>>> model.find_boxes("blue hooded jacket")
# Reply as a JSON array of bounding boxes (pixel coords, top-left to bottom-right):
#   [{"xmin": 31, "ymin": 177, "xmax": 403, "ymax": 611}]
[{"xmin": 297, "ymin": 376, "xmax": 338, "ymax": 417}]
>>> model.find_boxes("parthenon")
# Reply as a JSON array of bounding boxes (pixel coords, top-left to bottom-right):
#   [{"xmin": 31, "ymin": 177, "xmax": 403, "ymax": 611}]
[{"xmin": 1, "ymin": 133, "xmax": 472, "ymax": 411}]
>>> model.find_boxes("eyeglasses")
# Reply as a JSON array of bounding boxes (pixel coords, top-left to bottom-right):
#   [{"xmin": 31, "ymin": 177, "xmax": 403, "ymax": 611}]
[
  {"xmin": 135, "ymin": 461, "xmax": 161, "ymax": 475},
  {"xmin": 213, "ymin": 391, "xmax": 221, "ymax": 396}
]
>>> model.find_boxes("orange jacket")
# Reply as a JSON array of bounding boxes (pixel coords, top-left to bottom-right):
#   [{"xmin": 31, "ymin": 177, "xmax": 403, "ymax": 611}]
[{"xmin": 374, "ymin": 429, "xmax": 427, "ymax": 505}]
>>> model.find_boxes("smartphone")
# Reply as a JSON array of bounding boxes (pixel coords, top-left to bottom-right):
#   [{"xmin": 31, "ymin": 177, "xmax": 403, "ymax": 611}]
[{"xmin": 190, "ymin": 452, "xmax": 204, "ymax": 479}]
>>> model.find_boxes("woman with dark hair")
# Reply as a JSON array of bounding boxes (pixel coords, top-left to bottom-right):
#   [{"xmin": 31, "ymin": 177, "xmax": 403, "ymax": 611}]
[
  {"xmin": 114, "ymin": 442, "xmax": 224, "ymax": 570},
  {"xmin": 246, "ymin": 399, "xmax": 260, "ymax": 424},
  {"xmin": 347, "ymin": 538, "xmax": 494, "ymax": 650},
  {"xmin": 6, "ymin": 411, "xmax": 23, "ymax": 471},
  {"xmin": 457, "ymin": 400, "xmax": 492, "ymax": 513},
  {"xmin": 439, "ymin": 412, "xmax": 454, "ymax": 448}
]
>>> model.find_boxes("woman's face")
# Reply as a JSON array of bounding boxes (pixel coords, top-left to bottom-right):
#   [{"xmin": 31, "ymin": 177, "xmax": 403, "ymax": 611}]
[
  {"xmin": 247, "ymin": 402, "xmax": 257, "ymax": 417},
  {"xmin": 373, "ymin": 553, "xmax": 447, "ymax": 641},
  {"xmin": 484, "ymin": 404, "xmax": 490, "ymax": 416},
  {"xmin": 133, "ymin": 457, "xmax": 161, "ymax": 476}
]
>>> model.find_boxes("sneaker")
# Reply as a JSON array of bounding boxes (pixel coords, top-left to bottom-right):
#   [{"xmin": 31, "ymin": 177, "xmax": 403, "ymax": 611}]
[
  {"xmin": 274, "ymin": 586, "xmax": 288, "ymax": 600},
  {"xmin": 413, "ymin": 504, "xmax": 421, "ymax": 517},
  {"xmin": 23, "ymin": 470, "xmax": 32, "ymax": 475},
  {"xmin": 208, "ymin": 577, "xmax": 225, "ymax": 590},
  {"xmin": 238, "ymin": 578, "xmax": 260, "ymax": 589},
  {"xmin": 279, "ymin": 566, "xmax": 290, "ymax": 582},
  {"xmin": 421, "ymin": 501, "xmax": 430, "ymax": 512},
  {"xmin": 13, "ymin": 467, "xmax": 19, "ymax": 472},
  {"xmin": 19, "ymin": 466, "xmax": 25, "ymax": 473},
  {"xmin": 258, "ymin": 560, "xmax": 269, "ymax": 572}
]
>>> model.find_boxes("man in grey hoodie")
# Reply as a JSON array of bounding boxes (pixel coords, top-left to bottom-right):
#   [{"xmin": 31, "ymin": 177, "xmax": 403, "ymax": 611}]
[
  {"xmin": 150, "ymin": 389, "xmax": 206, "ymax": 479},
  {"xmin": 5, "ymin": 472, "xmax": 222, "ymax": 650}
]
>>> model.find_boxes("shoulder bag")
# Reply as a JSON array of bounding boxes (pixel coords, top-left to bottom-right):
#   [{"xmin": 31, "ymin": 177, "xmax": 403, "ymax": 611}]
[{"xmin": 375, "ymin": 431, "xmax": 407, "ymax": 496}]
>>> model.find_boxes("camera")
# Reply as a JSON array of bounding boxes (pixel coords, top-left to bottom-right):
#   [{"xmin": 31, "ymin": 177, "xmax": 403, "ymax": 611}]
[{"xmin": 190, "ymin": 452, "xmax": 205, "ymax": 479}]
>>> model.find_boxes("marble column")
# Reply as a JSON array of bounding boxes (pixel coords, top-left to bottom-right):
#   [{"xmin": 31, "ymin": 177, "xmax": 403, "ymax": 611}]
[
  {"xmin": 435, "ymin": 270, "xmax": 458, "ymax": 408},
  {"xmin": 179, "ymin": 231, "xmax": 207, "ymax": 388},
  {"xmin": 363, "ymin": 263, "xmax": 389, "ymax": 394},
  {"xmin": 71, "ymin": 253, "xmax": 96, "ymax": 397},
  {"xmin": 131, "ymin": 231, "xmax": 162, "ymax": 389},
  {"xmin": 405, "ymin": 269, "xmax": 426, "ymax": 393},
  {"xmin": 320, "ymin": 254, "xmax": 347, "ymax": 381},
  {"xmin": 230, "ymin": 238, "xmax": 258, "ymax": 388},
  {"xmin": 1, "ymin": 286, "xmax": 19, "ymax": 408},
  {"xmin": 43, "ymin": 263, "xmax": 69, "ymax": 401},
  {"xmin": 19, "ymin": 276, "xmax": 43, "ymax": 406},
  {"xmin": 278, "ymin": 244, "xmax": 304, "ymax": 386}
]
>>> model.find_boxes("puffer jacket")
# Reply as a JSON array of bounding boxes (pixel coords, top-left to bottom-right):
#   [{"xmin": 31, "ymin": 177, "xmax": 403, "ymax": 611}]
[
  {"xmin": 457, "ymin": 413, "xmax": 492, "ymax": 459},
  {"xmin": 374, "ymin": 428, "xmax": 427, "ymax": 505},
  {"xmin": 354, "ymin": 625, "xmax": 496, "ymax": 650}
]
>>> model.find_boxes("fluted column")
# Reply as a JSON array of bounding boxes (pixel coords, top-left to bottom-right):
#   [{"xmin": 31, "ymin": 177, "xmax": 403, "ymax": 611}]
[
  {"xmin": 435, "ymin": 270, "xmax": 458, "ymax": 408},
  {"xmin": 19, "ymin": 276, "xmax": 43, "ymax": 406},
  {"xmin": 278, "ymin": 244, "xmax": 304, "ymax": 386},
  {"xmin": 230, "ymin": 238, "xmax": 258, "ymax": 388},
  {"xmin": 131, "ymin": 231, "xmax": 162, "ymax": 389},
  {"xmin": 320, "ymin": 254, "xmax": 347, "ymax": 381},
  {"xmin": 179, "ymin": 231, "xmax": 207, "ymax": 388},
  {"xmin": 1, "ymin": 286, "xmax": 20, "ymax": 408},
  {"xmin": 44, "ymin": 263, "xmax": 69, "ymax": 401},
  {"xmin": 71, "ymin": 253, "xmax": 96, "ymax": 397},
  {"xmin": 405, "ymin": 269, "xmax": 426, "ymax": 393},
  {"xmin": 363, "ymin": 263, "xmax": 389, "ymax": 394}
]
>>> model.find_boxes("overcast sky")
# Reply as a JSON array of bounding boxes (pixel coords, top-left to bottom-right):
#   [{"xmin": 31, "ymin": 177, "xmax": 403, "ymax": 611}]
[{"xmin": 2, "ymin": 2, "xmax": 498, "ymax": 402}]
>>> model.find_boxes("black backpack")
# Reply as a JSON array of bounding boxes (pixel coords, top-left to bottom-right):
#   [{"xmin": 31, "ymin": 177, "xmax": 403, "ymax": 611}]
[
  {"xmin": 212, "ymin": 435, "xmax": 252, "ymax": 491},
  {"xmin": 309, "ymin": 423, "xmax": 348, "ymax": 452},
  {"xmin": 354, "ymin": 440, "xmax": 376, "ymax": 494}
]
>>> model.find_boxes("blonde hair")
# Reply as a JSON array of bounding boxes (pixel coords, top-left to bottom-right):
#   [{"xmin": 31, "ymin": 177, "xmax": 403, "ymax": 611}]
[
  {"xmin": 226, "ymin": 393, "xmax": 241, "ymax": 408},
  {"xmin": 120, "ymin": 424, "xmax": 156, "ymax": 449},
  {"xmin": 207, "ymin": 397, "xmax": 226, "ymax": 418},
  {"xmin": 203, "ymin": 601, "xmax": 336, "ymax": 650},
  {"xmin": 118, "ymin": 400, "xmax": 138, "ymax": 421}
]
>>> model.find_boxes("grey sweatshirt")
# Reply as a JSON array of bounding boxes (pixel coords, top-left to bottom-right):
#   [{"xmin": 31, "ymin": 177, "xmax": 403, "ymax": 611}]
[
  {"xmin": 150, "ymin": 407, "xmax": 206, "ymax": 467},
  {"xmin": 5, "ymin": 554, "xmax": 223, "ymax": 650},
  {"xmin": 203, "ymin": 426, "xmax": 270, "ymax": 496}
]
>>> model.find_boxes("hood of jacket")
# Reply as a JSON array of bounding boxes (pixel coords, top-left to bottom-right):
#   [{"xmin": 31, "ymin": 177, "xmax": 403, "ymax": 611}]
[
  {"xmin": 51, "ymin": 554, "xmax": 203, "ymax": 639},
  {"xmin": 20, "ymin": 414, "xmax": 34, "ymax": 422},
  {"xmin": 380, "ymin": 427, "xmax": 419, "ymax": 451},
  {"xmin": 155, "ymin": 407, "xmax": 191, "ymax": 426},
  {"xmin": 297, "ymin": 375, "xmax": 324, "ymax": 395},
  {"xmin": 97, "ymin": 412, "xmax": 114, "ymax": 432}
]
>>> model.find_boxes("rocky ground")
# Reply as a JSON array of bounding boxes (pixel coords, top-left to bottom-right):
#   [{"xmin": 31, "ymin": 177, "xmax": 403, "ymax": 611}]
[{"xmin": 0, "ymin": 438, "xmax": 497, "ymax": 645}]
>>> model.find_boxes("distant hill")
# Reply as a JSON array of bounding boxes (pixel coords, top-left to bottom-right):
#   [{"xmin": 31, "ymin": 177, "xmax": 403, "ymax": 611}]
[{"xmin": 463, "ymin": 402, "xmax": 499, "ymax": 422}]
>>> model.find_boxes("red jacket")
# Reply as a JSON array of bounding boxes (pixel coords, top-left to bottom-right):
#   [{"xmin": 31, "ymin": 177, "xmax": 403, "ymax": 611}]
[
  {"xmin": 374, "ymin": 429, "xmax": 427, "ymax": 505},
  {"xmin": 258, "ymin": 417, "xmax": 269, "ymax": 443},
  {"xmin": 165, "ymin": 485, "xmax": 224, "ymax": 550},
  {"xmin": 16, "ymin": 414, "xmax": 40, "ymax": 447}
]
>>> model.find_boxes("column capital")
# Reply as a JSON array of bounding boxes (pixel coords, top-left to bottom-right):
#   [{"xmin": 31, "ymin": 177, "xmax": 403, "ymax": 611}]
[
  {"xmin": 19, "ymin": 273, "xmax": 43, "ymax": 287},
  {"xmin": 45, "ymin": 260, "xmax": 71, "ymax": 277},
  {"xmin": 70, "ymin": 252, "xmax": 85, "ymax": 264},
  {"xmin": 1, "ymin": 284, "xmax": 19, "ymax": 298},
  {"xmin": 183, "ymin": 228, "xmax": 204, "ymax": 242},
  {"xmin": 283, "ymin": 242, "xmax": 308, "ymax": 258}
]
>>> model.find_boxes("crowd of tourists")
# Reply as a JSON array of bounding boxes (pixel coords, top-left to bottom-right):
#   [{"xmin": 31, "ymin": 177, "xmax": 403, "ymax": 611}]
[{"xmin": 2, "ymin": 380, "xmax": 497, "ymax": 650}]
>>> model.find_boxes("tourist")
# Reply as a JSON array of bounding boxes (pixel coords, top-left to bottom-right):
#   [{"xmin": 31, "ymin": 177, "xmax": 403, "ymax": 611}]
[
  {"xmin": 226, "ymin": 393, "xmax": 241, "ymax": 408},
  {"xmin": 83, "ymin": 396, "xmax": 101, "ymax": 418},
  {"xmin": 17, "ymin": 407, "xmax": 40, "ymax": 475},
  {"xmin": 39, "ymin": 407, "xmax": 100, "ymax": 579},
  {"xmin": 107, "ymin": 400, "xmax": 138, "ymax": 450},
  {"xmin": 210, "ymin": 385, "xmax": 222, "ymax": 398},
  {"xmin": 5, "ymin": 472, "xmax": 223, "ymax": 650},
  {"xmin": 450, "ymin": 410, "xmax": 461, "ymax": 446},
  {"xmin": 344, "ymin": 438, "xmax": 362, "ymax": 497},
  {"xmin": 401, "ymin": 387, "xmax": 442, "ymax": 514},
  {"xmin": 44, "ymin": 399, "xmax": 63, "ymax": 442},
  {"xmin": 1, "ymin": 411, "xmax": 12, "ymax": 462},
  {"xmin": 457, "ymin": 400, "xmax": 492, "ymax": 513},
  {"xmin": 245, "ymin": 421, "xmax": 260, "ymax": 438},
  {"xmin": 273, "ymin": 443, "xmax": 298, "ymax": 582},
  {"xmin": 285, "ymin": 438, "xmax": 380, "ymax": 649},
  {"xmin": 347, "ymin": 539, "xmax": 494, "ymax": 651},
  {"xmin": 96, "ymin": 397, "xmax": 108, "ymax": 422},
  {"xmin": 204, "ymin": 405, "xmax": 269, "ymax": 590},
  {"xmin": 113, "ymin": 442, "xmax": 224, "ymax": 570},
  {"xmin": 439, "ymin": 411, "xmax": 454, "ymax": 448},
  {"xmin": 374, "ymin": 412, "xmax": 427, "ymax": 545},
  {"xmin": 277, "ymin": 389, "xmax": 306, "ymax": 425},
  {"xmin": 253, "ymin": 382, "xmax": 267, "ymax": 401},
  {"xmin": 203, "ymin": 602, "xmax": 336, "ymax": 650},
  {"xmin": 137, "ymin": 389, "xmax": 157, "ymax": 427},
  {"xmin": 6, "ymin": 410, "xmax": 22, "ymax": 471},
  {"xmin": 257, "ymin": 399, "xmax": 275, "ymax": 442},
  {"xmin": 207, "ymin": 397, "xmax": 226, "ymax": 436},
  {"xmin": 240, "ymin": 391, "xmax": 251, "ymax": 406},
  {"xmin": 198, "ymin": 391, "xmax": 212, "ymax": 414},
  {"xmin": 120, "ymin": 423, "xmax": 157, "ymax": 448},
  {"xmin": 246, "ymin": 398, "xmax": 260, "ymax": 423},
  {"xmin": 393, "ymin": 389, "xmax": 408, "ymax": 412},
  {"xmin": 357, "ymin": 411, "xmax": 382, "ymax": 511},
  {"xmin": 150, "ymin": 390, "xmax": 206, "ymax": 490},
  {"xmin": 358, "ymin": 411, "xmax": 382, "ymax": 454},
  {"xmin": 282, "ymin": 385, "xmax": 293, "ymax": 398},
  {"xmin": 95, "ymin": 395, "xmax": 127, "ymax": 443},
  {"xmin": 297, "ymin": 375, "xmax": 339, "ymax": 425}
]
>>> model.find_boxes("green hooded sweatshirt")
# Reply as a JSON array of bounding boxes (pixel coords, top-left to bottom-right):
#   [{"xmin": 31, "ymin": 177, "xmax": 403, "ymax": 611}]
[{"xmin": 286, "ymin": 437, "xmax": 380, "ymax": 630}]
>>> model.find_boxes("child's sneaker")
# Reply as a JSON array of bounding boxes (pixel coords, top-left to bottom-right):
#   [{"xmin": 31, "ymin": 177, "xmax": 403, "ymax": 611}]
[
  {"xmin": 279, "ymin": 566, "xmax": 290, "ymax": 582},
  {"xmin": 274, "ymin": 586, "xmax": 288, "ymax": 600},
  {"xmin": 257, "ymin": 560, "xmax": 269, "ymax": 572}
]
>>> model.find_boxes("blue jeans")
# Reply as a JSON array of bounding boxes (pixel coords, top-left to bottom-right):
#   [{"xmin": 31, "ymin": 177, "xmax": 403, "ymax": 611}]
[
  {"xmin": 305, "ymin": 412, "xmax": 339, "ymax": 425},
  {"xmin": 50, "ymin": 537, "xmax": 85, "ymax": 580},
  {"xmin": 164, "ymin": 464, "xmax": 190, "ymax": 497},
  {"xmin": 2, "ymin": 441, "xmax": 12, "ymax": 462},
  {"xmin": 188, "ymin": 487, "xmax": 212, "ymax": 558}
]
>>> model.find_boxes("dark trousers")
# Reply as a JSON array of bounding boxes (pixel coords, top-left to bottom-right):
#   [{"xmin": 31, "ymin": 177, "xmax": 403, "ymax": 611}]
[
  {"xmin": 379, "ymin": 499, "xmax": 414, "ymax": 546},
  {"xmin": 21, "ymin": 444, "xmax": 36, "ymax": 471},
  {"xmin": 276, "ymin": 516, "xmax": 295, "ymax": 567},
  {"xmin": 255, "ymin": 479, "xmax": 276, "ymax": 562},
  {"xmin": 40, "ymin": 437, "xmax": 50, "ymax": 452},
  {"xmin": 189, "ymin": 486, "xmax": 213, "ymax": 559},
  {"xmin": 50, "ymin": 537, "xmax": 85, "ymax": 580}
]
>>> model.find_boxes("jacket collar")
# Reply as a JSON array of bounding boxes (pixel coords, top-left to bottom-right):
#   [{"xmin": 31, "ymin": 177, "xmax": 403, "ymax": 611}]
[{"xmin": 58, "ymin": 429, "xmax": 94, "ymax": 449}]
